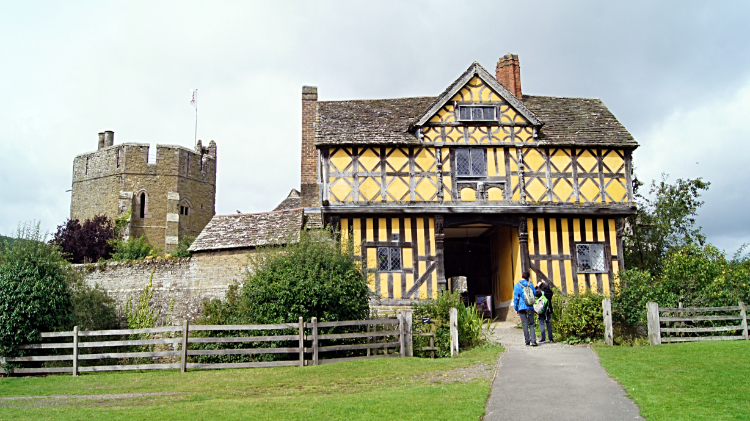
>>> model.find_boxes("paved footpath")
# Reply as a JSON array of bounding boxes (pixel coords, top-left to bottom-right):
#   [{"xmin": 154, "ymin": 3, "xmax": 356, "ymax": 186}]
[{"xmin": 484, "ymin": 322, "xmax": 644, "ymax": 421}]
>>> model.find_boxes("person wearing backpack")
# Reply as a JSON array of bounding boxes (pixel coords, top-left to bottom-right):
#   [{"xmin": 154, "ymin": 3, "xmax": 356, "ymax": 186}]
[
  {"xmin": 535, "ymin": 280, "xmax": 554, "ymax": 343},
  {"xmin": 514, "ymin": 271, "xmax": 538, "ymax": 346}
]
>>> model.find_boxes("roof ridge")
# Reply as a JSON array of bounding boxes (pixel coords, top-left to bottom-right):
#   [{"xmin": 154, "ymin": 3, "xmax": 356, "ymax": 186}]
[{"xmin": 213, "ymin": 207, "xmax": 304, "ymax": 218}]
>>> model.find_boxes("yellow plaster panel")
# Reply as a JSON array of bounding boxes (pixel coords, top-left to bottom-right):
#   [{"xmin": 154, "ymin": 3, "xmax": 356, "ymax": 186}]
[
  {"xmin": 418, "ymin": 261, "xmax": 427, "ymax": 298},
  {"xmin": 380, "ymin": 274, "xmax": 388, "ymax": 298},
  {"xmin": 414, "ymin": 149, "xmax": 435, "ymax": 172},
  {"xmin": 488, "ymin": 187, "xmax": 503, "ymax": 201},
  {"xmin": 460, "ymin": 188, "xmax": 476, "ymax": 201},
  {"xmin": 500, "ymin": 105, "xmax": 517, "ymax": 124},
  {"xmin": 578, "ymin": 150, "xmax": 598, "ymax": 173},
  {"xmin": 578, "ymin": 274, "xmax": 587, "ymax": 294},
  {"xmin": 602, "ymin": 151, "xmax": 624, "ymax": 173},
  {"xmin": 444, "ymin": 127, "xmax": 462, "ymax": 143},
  {"xmin": 564, "ymin": 260, "xmax": 574, "ymax": 295},
  {"xmin": 573, "ymin": 219, "xmax": 581, "ymax": 242},
  {"xmin": 525, "ymin": 178, "xmax": 547, "ymax": 203},
  {"xmin": 585, "ymin": 219, "xmax": 593, "ymax": 242},
  {"xmin": 402, "ymin": 247, "xmax": 413, "ymax": 269},
  {"xmin": 415, "ymin": 178, "xmax": 437, "ymax": 201},
  {"xmin": 553, "ymin": 179, "xmax": 575, "ymax": 203},
  {"xmin": 609, "ymin": 219, "xmax": 618, "ymax": 255},
  {"xmin": 540, "ymin": 260, "xmax": 548, "ymax": 281},
  {"xmin": 429, "ymin": 106, "xmax": 456, "ymax": 124},
  {"xmin": 517, "ymin": 127, "xmax": 534, "ymax": 143},
  {"xmin": 366, "ymin": 248, "xmax": 376, "ymax": 288},
  {"xmin": 366, "ymin": 218, "xmax": 374, "ymax": 242},
  {"xmin": 416, "ymin": 218, "xmax": 425, "ymax": 256},
  {"xmin": 393, "ymin": 272, "xmax": 401, "ymax": 298},
  {"xmin": 549, "ymin": 149, "xmax": 571, "ymax": 173},
  {"xmin": 552, "ymin": 261, "xmax": 562, "ymax": 290},
  {"xmin": 386, "ymin": 176, "xmax": 409, "ymax": 201},
  {"xmin": 429, "ymin": 218, "xmax": 435, "ymax": 254},
  {"xmin": 578, "ymin": 178, "xmax": 601, "ymax": 203},
  {"xmin": 597, "ymin": 219, "xmax": 605, "ymax": 243},
  {"xmin": 511, "ymin": 177, "xmax": 521, "ymax": 201},
  {"xmin": 378, "ymin": 218, "xmax": 387, "ymax": 241},
  {"xmin": 495, "ymin": 149, "xmax": 507, "ymax": 176},
  {"xmin": 602, "ymin": 273, "xmax": 610, "ymax": 296},
  {"xmin": 549, "ymin": 218, "xmax": 558, "ymax": 254},
  {"xmin": 422, "ymin": 127, "xmax": 440, "ymax": 143},
  {"xmin": 404, "ymin": 218, "xmax": 412, "ymax": 242},
  {"xmin": 340, "ymin": 218, "xmax": 349, "ymax": 251},
  {"xmin": 387, "ymin": 149, "xmax": 409, "ymax": 171},
  {"xmin": 612, "ymin": 261, "xmax": 620, "ymax": 281},
  {"xmin": 358, "ymin": 148, "xmax": 380, "ymax": 172},
  {"xmin": 358, "ymin": 177, "xmax": 380, "ymax": 201},
  {"xmin": 353, "ymin": 218, "xmax": 362, "ymax": 255},
  {"xmin": 537, "ymin": 218, "xmax": 547, "ymax": 255},
  {"xmin": 523, "ymin": 149, "xmax": 547, "ymax": 172},
  {"xmin": 330, "ymin": 178, "xmax": 352, "ymax": 202},
  {"xmin": 441, "ymin": 149, "xmax": 451, "ymax": 171},
  {"xmin": 561, "ymin": 219, "xmax": 570, "ymax": 254},
  {"xmin": 406, "ymin": 273, "xmax": 414, "ymax": 296},
  {"xmin": 488, "ymin": 150, "xmax": 497, "ymax": 177},
  {"xmin": 330, "ymin": 149, "xmax": 352, "ymax": 171},
  {"xmin": 606, "ymin": 180, "xmax": 628, "ymax": 203},
  {"xmin": 527, "ymin": 218, "xmax": 535, "ymax": 255},
  {"xmin": 590, "ymin": 277, "xmax": 597, "ymax": 294}
]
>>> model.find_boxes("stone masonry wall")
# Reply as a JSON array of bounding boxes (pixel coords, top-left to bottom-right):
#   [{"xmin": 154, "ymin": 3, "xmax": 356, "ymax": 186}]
[{"xmin": 77, "ymin": 249, "xmax": 251, "ymax": 324}]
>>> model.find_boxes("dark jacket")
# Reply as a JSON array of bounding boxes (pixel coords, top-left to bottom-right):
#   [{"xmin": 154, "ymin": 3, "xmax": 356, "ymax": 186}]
[{"xmin": 535, "ymin": 280, "xmax": 554, "ymax": 314}]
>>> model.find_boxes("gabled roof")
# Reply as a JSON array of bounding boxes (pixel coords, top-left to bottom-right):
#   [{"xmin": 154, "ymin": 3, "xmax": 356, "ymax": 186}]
[
  {"xmin": 273, "ymin": 189, "xmax": 301, "ymax": 211},
  {"xmin": 188, "ymin": 208, "xmax": 304, "ymax": 252},
  {"xmin": 315, "ymin": 97, "xmax": 434, "ymax": 146},
  {"xmin": 414, "ymin": 62, "xmax": 542, "ymax": 127}
]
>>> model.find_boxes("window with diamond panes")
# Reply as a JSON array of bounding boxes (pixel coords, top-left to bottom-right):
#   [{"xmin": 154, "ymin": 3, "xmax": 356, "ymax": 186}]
[
  {"xmin": 456, "ymin": 148, "xmax": 486, "ymax": 177},
  {"xmin": 458, "ymin": 105, "xmax": 495, "ymax": 121},
  {"xmin": 576, "ymin": 244, "xmax": 606, "ymax": 273},
  {"xmin": 377, "ymin": 247, "xmax": 401, "ymax": 272}
]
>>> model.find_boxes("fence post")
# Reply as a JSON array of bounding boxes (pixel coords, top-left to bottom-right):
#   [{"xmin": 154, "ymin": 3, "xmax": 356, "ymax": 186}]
[
  {"xmin": 398, "ymin": 314, "xmax": 405, "ymax": 358},
  {"xmin": 298, "ymin": 317, "xmax": 305, "ymax": 367},
  {"xmin": 449, "ymin": 307, "xmax": 459, "ymax": 357},
  {"xmin": 740, "ymin": 302, "xmax": 748, "ymax": 341},
  {"xmin": 602, "ymin": 298, "xmax": 613, "ymax": 345},
  {"xmin": 402, "ymin": 309, "xmax": 413, "ymax": 357},
  {"xmin": 181, "ymin": 320, "xmax": 189, "ymax": 373},
  {"xmin": 72, "ymin": 326, "xmax": 79, "ymax": 377},
  {"xmin": 429, "ymin": 335, "xmax": 435, "ymax": 359},
  {"xmin": 647, "ymin": 302, "xmax": 661, "ymax": 345},
  {"xmin": 366, "ymin": 323, "xmax": 371, "ymax": 357},
  {"xmin": 312, "ymin": 317, "xmax": 319, "ymax": 365}
]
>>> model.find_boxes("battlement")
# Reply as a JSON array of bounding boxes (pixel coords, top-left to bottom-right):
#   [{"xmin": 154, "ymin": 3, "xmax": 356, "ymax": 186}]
[{"xmin": 72, "ymin": 132, "xmax": 217, "ymax": 184}]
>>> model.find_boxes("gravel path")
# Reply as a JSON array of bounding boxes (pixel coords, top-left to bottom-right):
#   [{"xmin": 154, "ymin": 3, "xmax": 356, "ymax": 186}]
[{"xmin": 484, "ymin": 321, "xmax": 644, "ymax": 421}]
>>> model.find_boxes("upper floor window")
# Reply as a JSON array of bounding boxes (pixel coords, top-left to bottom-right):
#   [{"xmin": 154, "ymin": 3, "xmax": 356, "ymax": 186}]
[
  {"xmin": 377, "ymin": 247, "xmax": 401, "ymax": 272},
  {"xmin": 458, "ymin": 105, "xmax": 495, "ymax": 122},
  {"xmin": 456, "ymin": 148, "xmax": 486, "ymax": 177},
  {"xmin": 576, "ymin": 243, "xmax": 606, "ymax": 273}
]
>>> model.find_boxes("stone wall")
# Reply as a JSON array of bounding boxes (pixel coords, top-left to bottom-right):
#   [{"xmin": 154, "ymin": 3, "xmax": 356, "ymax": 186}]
[{"xmin": 76, "ymin": 248, "xmax": 251, "ymax": 324}]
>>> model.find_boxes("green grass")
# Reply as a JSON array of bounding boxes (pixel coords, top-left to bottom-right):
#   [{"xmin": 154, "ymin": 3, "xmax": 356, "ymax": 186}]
[
  {"xmin": 0, "ymin": 346, "xmax": 501, "ymax": 420},
  {"xmin": 596, "ymin": 340, "xmax": 750, "ymax": 421}
]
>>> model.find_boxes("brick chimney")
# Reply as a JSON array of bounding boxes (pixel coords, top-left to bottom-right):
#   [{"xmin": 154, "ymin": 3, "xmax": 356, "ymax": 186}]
[
  {"xmin": 300, "ymin": 86, "xmax": 320, "ymax": 207},
  {"xmin": 496, "ymin": 54, "xmax": 522, "ymax": 100}
]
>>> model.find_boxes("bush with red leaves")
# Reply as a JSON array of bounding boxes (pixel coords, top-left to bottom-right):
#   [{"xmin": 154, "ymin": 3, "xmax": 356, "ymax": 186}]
[{"xmin": 53, "ymin": 215, "xmax": 115, "ymax": 263}]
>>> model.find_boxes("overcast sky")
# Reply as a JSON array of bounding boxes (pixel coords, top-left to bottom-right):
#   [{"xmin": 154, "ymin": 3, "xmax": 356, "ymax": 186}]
[{"xmin": 1, "ymin": 1, "xmax": 749, "ymax": 253}]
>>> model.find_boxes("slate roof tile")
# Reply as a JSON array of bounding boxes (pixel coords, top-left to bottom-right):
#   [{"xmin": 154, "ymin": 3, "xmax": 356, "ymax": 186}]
[{"xmin": 189, "ymin": 208, "xmax": 303, "ymax": 252}]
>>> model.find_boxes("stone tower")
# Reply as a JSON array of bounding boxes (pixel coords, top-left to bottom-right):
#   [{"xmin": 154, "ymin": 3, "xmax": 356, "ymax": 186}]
[{"xmin": 70, "ymin": 131, "xmax": 217, "ymax": 252}]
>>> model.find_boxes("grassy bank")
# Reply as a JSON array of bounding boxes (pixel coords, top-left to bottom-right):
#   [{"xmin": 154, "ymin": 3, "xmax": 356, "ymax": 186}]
[
  {"xmin": 0, "ymin": 345, "xmax": 500, "ymax": 421},
  {"xmin": 596, "ymin": 340, "xmax": 750, "ymax": 421}
]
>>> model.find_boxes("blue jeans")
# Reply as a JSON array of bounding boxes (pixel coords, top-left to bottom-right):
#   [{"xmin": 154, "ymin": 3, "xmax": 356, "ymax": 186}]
[{"xmin": 539, "ymin": 311, "xmax": 553, "ymax": 341}]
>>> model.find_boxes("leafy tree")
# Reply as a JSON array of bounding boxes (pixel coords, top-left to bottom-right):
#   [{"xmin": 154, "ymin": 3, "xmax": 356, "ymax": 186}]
[
  {"xmin": 69, "ymin": 277, "xmax": 120, "ymax": 331},
  {"xmin": 0, "ymin": 223, "xmax": 73, "ymax": 359},
  {"xmin": 53, "ymin": 215, "xmax": 115, "ymax": 263},
  {"xmin": 624, "ymin": 174, "xmax": 710, "ymax": 274}
]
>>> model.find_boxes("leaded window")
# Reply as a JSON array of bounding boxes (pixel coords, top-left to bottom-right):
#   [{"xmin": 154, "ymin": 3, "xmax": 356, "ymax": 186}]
[
  {"xmin": 456, "ymin": 148, "xmax": 486, "ymax": 177},
  {"xmin": 458, "ymin": 105, "xmax": 495, "ymax": 121},
  {"xmin": 377, "ymin": 247, "xmax": 401, "ymax": 272},
  {"xmin": 576, "ymin": 244, "xmax": 606, "ymax": 273}
]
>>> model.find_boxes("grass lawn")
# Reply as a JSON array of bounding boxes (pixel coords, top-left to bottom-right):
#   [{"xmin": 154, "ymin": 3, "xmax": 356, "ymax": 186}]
[
  {"xmin": 0, "ymin": 345, "xmax": 501, "ymax": 421},
  {"xmin": 596, "ymin": 340, "xmax": 750, "ymax": 421}
]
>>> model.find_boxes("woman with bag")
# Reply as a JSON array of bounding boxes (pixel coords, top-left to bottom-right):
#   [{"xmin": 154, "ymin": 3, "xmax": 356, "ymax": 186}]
[{"xmin": 535, "ymin": 280, "xmax": 554, "ymax": 343}]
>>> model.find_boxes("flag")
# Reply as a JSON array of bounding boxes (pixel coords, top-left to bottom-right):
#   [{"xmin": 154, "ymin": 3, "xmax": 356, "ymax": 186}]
[{"xmin": 190, "ymin": 89, "xmax": 197, "ymax": 108}]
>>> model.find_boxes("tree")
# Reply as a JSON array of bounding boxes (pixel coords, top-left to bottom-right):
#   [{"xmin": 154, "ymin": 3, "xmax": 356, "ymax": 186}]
[
  {"xmin": 623, "ymin": 174, "xmax": 710, "ymax": 275},
  {"xmin": 52, "ymin": 215, "xmax": 115, "ymax": 263},
  {"xmin": 0, "ymin": 223, "xmax": 73, "ymax": 359}
]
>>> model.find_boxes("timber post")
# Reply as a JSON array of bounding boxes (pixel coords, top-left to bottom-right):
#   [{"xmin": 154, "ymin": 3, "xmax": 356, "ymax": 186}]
[
  {"xmin": 740, "ymin": 302, "xmax": 748, "ymax": 340},
  {"xmin": 72, "ymin": 326, "xmax": 79, "ymax": 377},
  {"xmin": 298, "ymin": 317, "xmax": 305, "ymax": 367},
  {"xmin": 646, "ymin": 302, "xmax": 661, "ymax": 345},
  {"xmin": 602, "ymin": 298, "xmax": 613, "ymax": 345},
  {"xmin": 402, "ymin": 309, "xmax": 413, "ymax": 357},
  {"xmin": 311, "ymin": 317, "xmax": 319, "ymax": 365},
  {"xmin": 449, "ymin": 307, "xmax": 459, "ymax": 357},
  {"xmin": 180, "ymin": 319, "xmax": 189, "ymax": 373},
  {"xmin": 518, "ymin": 217, "xmax": 530, "ymax": 274},
  {"xmin": 435, "ymin": 215, "xmax": 446, "ymax": 291}
]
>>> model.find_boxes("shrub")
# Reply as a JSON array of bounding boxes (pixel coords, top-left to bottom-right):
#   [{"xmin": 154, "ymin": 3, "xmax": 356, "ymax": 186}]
[
  {"xmin": 69, "ymin": 276, "xmax": 120, "ymax": 331},
  {"xmin": 52, "ymin": 215, "xmax": 115, "ymax": 263},
  {"xmin": 110, "ymin": 235, "xmax": 158, "ymax": 261},
  {"xmin": 0, "ymin": 223, "xmax": 73, "ymax": 360},
  {"xmin": 171, "ymin": 236, "xmax": 194, "ymax": 258},
  {"xmin": 555, "ymin": 291, "xmax": 605, "ymax": 344},
  {"xmin": 412, "ymin": 290, "xmax": 492, "ymax": 357}
]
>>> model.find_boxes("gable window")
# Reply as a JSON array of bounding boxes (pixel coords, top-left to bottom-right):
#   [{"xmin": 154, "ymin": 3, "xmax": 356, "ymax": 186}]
[
  {"xmin": 180, "ymin": 205, "xmax": 189, "ymax": 216},
  {"xmin": 458, "ymin": 105, "xmax": 495, "ymax": 121},
  {"xmin": 456, "ymin": 148, "xmax": 486, "ymax": 177},
  {"xmin": 576, "ymin": 244, "xmax": 606, "ymax": 273},
  {"xmin": 377, "ymin": 247, "xmax": 401, "ymax": 272}
]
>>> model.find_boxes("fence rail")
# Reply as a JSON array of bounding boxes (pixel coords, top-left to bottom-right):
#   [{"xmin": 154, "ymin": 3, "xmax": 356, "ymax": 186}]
[
  {"xmin": 647, "ymin": 301, "xmax": 749, "ymax": 345},
  {"xmin": 0, "ymin": 309, "xmax": 463, "ymax": 376}
]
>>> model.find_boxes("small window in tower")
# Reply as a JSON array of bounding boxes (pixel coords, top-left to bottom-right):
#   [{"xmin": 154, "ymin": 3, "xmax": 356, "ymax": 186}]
[
  {"xmin": 139, "ymin": 193, "xmax": 146, "ymax": 219},
  {"xmin": 116, "ymin": 149, "xmax": 121, "ymax": 168}
]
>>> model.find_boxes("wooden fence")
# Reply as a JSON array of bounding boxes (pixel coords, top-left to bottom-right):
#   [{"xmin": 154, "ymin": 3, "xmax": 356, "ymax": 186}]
[
  {"xmin": 0, "ymin": 309, "xmax": 457, "ymax": 376},
  {"xmin": 646, "ymin": 301, "xmax": 749, "ymax": 345}
]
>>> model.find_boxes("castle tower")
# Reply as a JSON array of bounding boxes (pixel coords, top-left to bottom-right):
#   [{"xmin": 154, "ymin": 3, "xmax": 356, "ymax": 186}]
[{"xmin": 70, "ymin": 132, "xmax": 217, "ymax": 252}]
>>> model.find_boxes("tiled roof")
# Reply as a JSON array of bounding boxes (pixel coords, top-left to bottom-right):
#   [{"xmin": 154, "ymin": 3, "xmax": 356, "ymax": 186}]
[
  {"xmin": 189, "ymin": 208, "xmax": 303, "ymax": 252},
  {"xmin": 315, "ymin": 97, "xmax": 435, "ymax": 145},
  {"xmin": 523, "ymin": 96, "xmax": 637, "ymax": 147},
  {"xmin": 314, "ymin": 95, "xmax": 636, "ymax": 148},
  {"xmin": 273, "ymin": 189, "xmax": 301, "ymax": 211}
]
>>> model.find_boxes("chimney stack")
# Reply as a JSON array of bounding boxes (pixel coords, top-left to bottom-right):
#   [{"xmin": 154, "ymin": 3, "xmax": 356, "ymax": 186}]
[
  {"xmin": 98, "ymin": 132, "xmax": 105, "ymax": 150},
  {"xmin": 300, "ymin": 86, "xmax": 320, "ymax": 207},
  {"xmin": 496, "ymin": 54, "xmax": 522, "ymax": 100},
  {"xmin": 104, "ymin": 131, "xmax": 114, "ymax": 147}
]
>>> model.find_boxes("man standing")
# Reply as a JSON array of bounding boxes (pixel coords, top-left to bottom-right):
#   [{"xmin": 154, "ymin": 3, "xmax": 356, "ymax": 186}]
[{"xmin": 514, "ymin": 271, "xmax": 538, "ymax": 346}]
